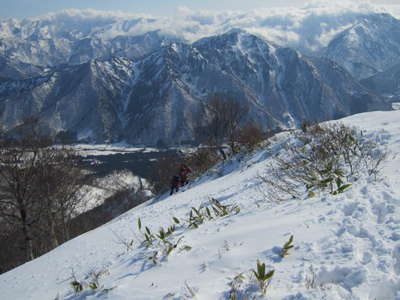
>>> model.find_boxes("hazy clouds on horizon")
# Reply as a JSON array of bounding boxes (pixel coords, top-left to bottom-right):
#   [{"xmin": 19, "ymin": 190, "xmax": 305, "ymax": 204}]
[{"xmin": 1, "ymin": 0, "xmax": 400, "ymax": 19}]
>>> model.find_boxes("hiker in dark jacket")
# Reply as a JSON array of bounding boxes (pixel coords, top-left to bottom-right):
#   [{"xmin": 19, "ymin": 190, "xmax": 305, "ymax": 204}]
[
  {"xmin": 179, "ymin": 164, "xmax": 192, "ymax": 187},
  {"xmin": 170, "ymin": 175, "xmax": 180, "ymax": 195}
]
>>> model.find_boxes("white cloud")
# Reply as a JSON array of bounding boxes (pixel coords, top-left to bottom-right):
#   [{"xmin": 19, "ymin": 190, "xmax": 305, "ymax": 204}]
[
  {"xmin": 4, "ymin": 2, "xmax": 400, "ymax": 51},
  {"xmin": 382, "ymin": 4, "xmax": 400, "ymax": 18}
]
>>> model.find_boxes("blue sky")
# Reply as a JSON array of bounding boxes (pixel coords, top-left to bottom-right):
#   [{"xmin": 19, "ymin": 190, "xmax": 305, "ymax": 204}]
[
  {"xmin": 0, "ymin": 0, "xmax": 398, "ymax": 19},
  {"xmin": 1, "ymin": 0, "xmax": 287, "ymax": 18}
]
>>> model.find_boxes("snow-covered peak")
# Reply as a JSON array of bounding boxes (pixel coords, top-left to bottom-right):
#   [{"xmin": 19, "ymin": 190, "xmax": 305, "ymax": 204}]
[
  {"xmin": 2, "ymin": 9, "xmax": 144, "ymax": 39},
  {"xmin": 193, "ymin": 29, "xmax": 273, "ymax": 61},
  {"xmin": 194, "ymin": 28, "xmax": 261, "ymax": 47},
  {"xmin": 324, "ymin": 13, "xmax": 400, "ymax": 79},
  {"xmin": 1, "ymin": 7, "xmax": 399, "ymax": 68}
]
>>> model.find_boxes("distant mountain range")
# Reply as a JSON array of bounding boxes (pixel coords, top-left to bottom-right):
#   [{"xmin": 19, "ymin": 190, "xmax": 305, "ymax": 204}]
[
  {"xmin": 323, "ymin": 13, "xmax": 400, "ymax": 79},
  {"xmin": 0, "ymin": 11, "xmax": 397, "ymax": 145}
]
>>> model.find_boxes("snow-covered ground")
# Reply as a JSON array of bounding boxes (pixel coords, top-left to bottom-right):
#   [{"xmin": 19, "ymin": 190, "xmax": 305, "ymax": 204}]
[
  {"xmin": 75, "ymin": 170, "xmax": 152, "ymax": 215},
  {"xmin": 72, "ymin": 144, "xmax": 194, "ymax": 157},
  {"xmin": 72, "ymin": 144, "xmax": 159, "ymax": 157},
  {"xmin": 1, "ymin": 111, "xmax": 400, "ymax": 300}
]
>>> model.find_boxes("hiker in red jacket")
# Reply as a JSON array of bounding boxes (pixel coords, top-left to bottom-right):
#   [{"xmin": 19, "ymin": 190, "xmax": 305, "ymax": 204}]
[{"xmin": 179, "ymin": 164, "xmax": 192, "ymax": 187}]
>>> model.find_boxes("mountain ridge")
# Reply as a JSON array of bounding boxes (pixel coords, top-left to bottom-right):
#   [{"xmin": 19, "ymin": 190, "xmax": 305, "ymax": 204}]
[
  {"xmin": 323, "ymin": 13, "xmax": 400, "ymax": 79},
  {"xmin": 0, "ymin": 30, "xmax": 388, "ymax": 145}
]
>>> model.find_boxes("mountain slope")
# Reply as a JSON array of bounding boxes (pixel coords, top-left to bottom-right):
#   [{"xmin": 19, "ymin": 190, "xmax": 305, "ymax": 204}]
[
  {"xmin": 0, "ymin": 110, "xmax": 399, "ymax": 299},
  {"xmin": 324, "ymin": 13, "xmax": 400, "ymax": 79},
  {"xmin": 361, "ymin": 62, "xmax": 400, "ymax": 98},
  {"xmin": 0, "ymin": 31, "xmax": 388, "ymax": 145},
  {"xmin": 0, "ymin": 57, "xmax": 134, "ymax": 142},
  {"xmin": 0, "ymin": 56, "xmax": 44, "ymax": 80}
]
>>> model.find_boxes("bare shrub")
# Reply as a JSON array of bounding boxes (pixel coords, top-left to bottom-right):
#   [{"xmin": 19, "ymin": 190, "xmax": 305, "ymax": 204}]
[
  {"xmin": 304, "ymin": 265, "xmax": 319, "ymax": 290},
  {"xmin": 152, "ymin": 155, "xmax": 182, "ymax": 194},
  {"xmin": 236, "ymin": 122, "xmax": 266, "ymax": 152},
  {"xmin": 260, "ymin": 123, "xmax": 387, "ymax": 201},
  {"xmin": 182, "ymin": 281, "xmax": 198, "ymax": 299},
  {"xmin": 110, "ymin": 229, "xmax": 135, "ymax": 252},
  {"xmin": 195, "ymin": 93, "xmax": 249, "ymax": 158},
  {"xmin": 300, "ymin": 119, "xmax": 317, "ymax": 133},
  {"xmin": 183, "ymin": 147, "xmax": 219, "ymax": 176},
  {"xmin": 304, "ymin": 265, "xmax": 332, "ymax": 291},
  {"xmin": 227, "ymin": 273, "xmax": 246, "ymax": 300}
]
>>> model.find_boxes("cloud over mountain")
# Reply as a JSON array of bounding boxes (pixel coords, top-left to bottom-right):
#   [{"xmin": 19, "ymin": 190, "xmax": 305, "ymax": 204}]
[{"xmin": 1, "ymin": 1, "xmax": 399, "ymax": 52}]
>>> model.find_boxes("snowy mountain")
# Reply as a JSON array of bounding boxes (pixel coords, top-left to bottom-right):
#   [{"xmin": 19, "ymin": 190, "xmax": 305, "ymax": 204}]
[
  {"xmin": 0, "ymin": 110, "xmax": 399, "ymax": 300},
  {"xmin": 323, "ymin": 13, "xmax": 400, "ymax": 79},
  {"xmin": 0, "ymin": 13, "xmax": 179, "ymax": 67},
  {"xmin": 0, "ymin": 56, "xmax": 44, "ymax": 80},
  {"xmin": 1, "ymin": 8, "xmax": 400, "ymax": 75},
  {"xmin": 0, "ymin": 8, "xmax": 397, "ymax": 144},
  {"xmin": 0, "ymin": 57, "xmax": 135, "ymax": 142},
  {"xmin": 0, "ymin": 30, "xmax": 387, "ymax": 144}
]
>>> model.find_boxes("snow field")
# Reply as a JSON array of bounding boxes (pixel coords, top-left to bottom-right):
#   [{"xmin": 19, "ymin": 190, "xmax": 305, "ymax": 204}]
[{"xmin": 0, "ymin": 111, "xmax": 400, "ymax": 299}]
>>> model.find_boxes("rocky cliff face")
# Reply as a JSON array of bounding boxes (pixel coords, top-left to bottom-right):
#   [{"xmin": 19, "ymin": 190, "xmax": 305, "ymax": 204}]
[{"xmin": 0, "ymin": 30, "xmax": 387, "ymax": 145}]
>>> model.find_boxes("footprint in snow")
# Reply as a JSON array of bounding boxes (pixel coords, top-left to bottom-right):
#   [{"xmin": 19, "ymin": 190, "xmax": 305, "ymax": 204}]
[
  {"xmin": 381, "ymin": 191, "xmax": 396, "ymax": 202},
  {"xmin": 342, "ymin": 202, "xmax": 363, "ymax": 217},
  {"xmin": 317, "ymin": 266, "xmax": 366, "ymax": 291},
  {"xmin": 262, "ymin": 246, "xmax": 289, "ymax": 263},
  {"xmin": 390, "ymin": 231, "xmax": 400, "ymax": 241},
  {"xmin": 392, "ymin": 245, "xmax": 400, "ymax": 275},
  {"xmin": 373, "ymin": 202, "xmax": 395, "ymax": 224}
]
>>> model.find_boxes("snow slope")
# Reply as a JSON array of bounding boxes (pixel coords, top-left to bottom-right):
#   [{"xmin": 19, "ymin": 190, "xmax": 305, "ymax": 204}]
[{"xmin": 1, "ymin": 111, "xmax": 400, "ymax": 300}]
